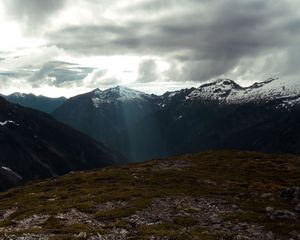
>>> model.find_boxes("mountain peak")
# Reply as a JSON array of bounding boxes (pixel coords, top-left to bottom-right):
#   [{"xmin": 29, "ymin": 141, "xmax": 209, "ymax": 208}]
[
  {"xmin": 9, "ymin": 92, "xmax": 27, "ymax": 98},
  {"xmin": 208, "ymin": 79, "xmax": 242, "ymax": 89},
  {"xmin": 106, "ymin": 85, "xmax": 142, "ymax": 94},
  {"xmin": 92, "ymin": 88, "xmax": 103, "ymax": 96},
  {"xmin": 91, "ymin": 86, "xmax": 150, "ymax": 108},
  {"xmin": 186, "ymin": 79, "xmax": 242, "ymax": 101}
]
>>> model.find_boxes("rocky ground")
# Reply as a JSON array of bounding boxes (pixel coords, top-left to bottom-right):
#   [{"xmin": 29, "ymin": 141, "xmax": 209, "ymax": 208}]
[{"xmin": 0, "ymin": 151, "xmax": 300, "ymax": 239}]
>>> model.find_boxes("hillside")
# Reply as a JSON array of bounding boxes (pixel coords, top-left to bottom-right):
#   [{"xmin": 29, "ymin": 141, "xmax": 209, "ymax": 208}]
[
  {"xmin": 0, "ymin": 97, "xmax": 124, "ymax": 191},
  {"xmin": 0, "ymin": 151, "xmax": 300, "ymax": 239}
]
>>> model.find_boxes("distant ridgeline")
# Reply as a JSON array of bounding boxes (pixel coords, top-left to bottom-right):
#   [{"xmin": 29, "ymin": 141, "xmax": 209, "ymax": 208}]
[
  {"xmin": 2, "ymin": 92, "xmax": 66, "ymax": 113},
  {"xmin": 52, "ymin": 78, "xmax": 300, "ymax": 161}
]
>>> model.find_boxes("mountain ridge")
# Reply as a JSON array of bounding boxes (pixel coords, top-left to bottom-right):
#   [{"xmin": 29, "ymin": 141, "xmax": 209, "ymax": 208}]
[
  {"xmin": 3, "ymin": 93, "xmax": 66, "ymax": 113},
  {"xmin": 52, "ymin": 78, "xmax": 300, "ymax": 161},
  {"xmin": 0, "ymin": 96, "xmax": 124, "ymax": 191}
]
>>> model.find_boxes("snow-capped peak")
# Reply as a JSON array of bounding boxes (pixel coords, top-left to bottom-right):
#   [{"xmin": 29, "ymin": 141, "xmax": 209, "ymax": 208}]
[
  {"xmin": 187, "ymin": 79, "xmax": 242, "ymax": 101},
  {"xmin": 91, "ymin": 86, "xmax": 150, "ymax": 108},
  {"xmin": 92, "ymin": 88, "xmax": 103, "ymax": 96},
  {"xmin": 172, "ymin": 77, "xmax": 300, "ymax": 107},
  {"xmin": 105, "ymin": 86, "xmax": 144, "ymax": 98},
  {"xmin": 10, "ymin": 92, "xmax": 26, "ymax": 98},
  {"xmin": 233, "ymin": 77, "xmax": 300, "ymax": 103}
]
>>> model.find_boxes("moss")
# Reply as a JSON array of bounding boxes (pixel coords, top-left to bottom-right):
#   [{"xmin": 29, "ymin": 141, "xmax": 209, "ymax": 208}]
[
  {"xmin": 0, "ymin": 150, "xmax": 300, "ymax": 237},
  {"xmin": 95, "ymin": 207, "xmax": 136, "ymax": 221},
  {"xmin": 137, "ymin": 223, "xmax": 176, "ymax": 237},
  {"xmin": 189, "ymin": 228, "xmax": 235, "ymax": 240},
  {"xmin": 173, "ymin": 216, "xmax": 199, "ymax": 227}
]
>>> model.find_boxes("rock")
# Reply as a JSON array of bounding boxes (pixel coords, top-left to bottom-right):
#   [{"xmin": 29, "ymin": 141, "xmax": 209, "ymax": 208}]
[
  {"xmin": 232, "ymin": 204, "xmax": 239, "ymax": 210},
  {"xmin": 289, "ymin": 231, "xmax": 299, "ymax": 238},
  {"xmin": 76, "ymin": 232, "xmax": 87, "ymax": 238},
  {"xmin": 232, "ymin": 225, "xmax": 241, "ymax": 232},
  {"xmin": 267, "ymin": 209, "xmax": 296, "ymax": 220},
  {"xmin": 261, "ymin": 193, "xmax": 273, "ymax": 199},
  {"xmin": 266, "ymin": 207, "xmax": 274, "ymax": 213},
  {"xmin": 209, "ymin": 214, "xmax": 222, "ymax": 224},
  {"xmin": 294, "ymin": 203, "xmax": 300, "ymax": 213},
  {"xmin": 266, "ymin": 231, "xmax": 275, "ymax": 240},
  {"xmin": 211, "ymin": 224, "xmax": 221, "ymax": 230},
  {"xmin": 236, "ymin": 235, "xmax": 250, "ymax": 240},
  {"xmin": 280, "ymin": 187, "xmax": 300, "ymax": 203}
]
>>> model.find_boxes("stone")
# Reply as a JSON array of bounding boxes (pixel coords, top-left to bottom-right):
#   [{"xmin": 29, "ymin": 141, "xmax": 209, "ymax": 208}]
[
  {"xmin": 266, "ymin": 207, "xmax": 274, "ymax": 213},
  {"xmin": 232, "ymin": 204, "xmax": 239, "ymax": 210},
  {"xmin": 266, "ymin": 231, "xmax": 275, "ymax": 240},
  {"xmin": 268, "ymin": 209, "xmax": 296, "ymax": 220},
  {"xmin": 261, "ymin": 193, "xmax": 273, "ymax": 198},
  {"xmin": 209, "ymin": 214, "xmax": 222, "ymax": 224},
  {"xmin": 294, "ymin": 203, "xmax": 300, "ymax": 213},
  {"xmin": 280, "ymin": 187, "xmax": 300, "ymax": 203}
]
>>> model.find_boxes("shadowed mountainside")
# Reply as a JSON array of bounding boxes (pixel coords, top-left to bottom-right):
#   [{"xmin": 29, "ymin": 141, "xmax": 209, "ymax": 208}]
[{"xmin": 0, "ymin": 97, "xmax": 124, "ymax": 191}]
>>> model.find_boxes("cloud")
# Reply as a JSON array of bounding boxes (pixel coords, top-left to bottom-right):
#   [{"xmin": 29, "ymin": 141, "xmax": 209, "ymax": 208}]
[
  {"xmin": 45, "ymin": 0, "xmax": 300, "ymax": 82},
  {"xmin": 0, "ymin": 46, "xmax": 63, "ymax": 70},
  {"xmin": 137, "ymin": 59, "xmax": 158, "ymax": 83},
  {"xmin": 1, "ymin": 0, "xmax": 300, "ymax": 95},
  {"xmin": 82, "ymin": 69, "xmax": 121, "ymax": 88},
  {"xmin": 29, "ymin": 61, "xmax": 94, "ymax": 87},
  {"xmin": 3, "ymin": 0, "xmax": 67, "ymax": 31},
  {"xmin": 0, "ymin": 46, "xmax": 69, "ymax": 88}
]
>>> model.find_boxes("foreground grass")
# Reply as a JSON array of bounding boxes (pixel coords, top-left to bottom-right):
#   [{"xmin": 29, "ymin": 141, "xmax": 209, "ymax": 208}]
[{"xmin": 0, "ymin": 150, "xmax": 299, "ymax": 239}]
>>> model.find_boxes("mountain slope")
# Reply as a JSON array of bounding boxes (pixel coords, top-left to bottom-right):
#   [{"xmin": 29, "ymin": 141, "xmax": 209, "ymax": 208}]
[
  {"xmin": 4, "ymin": 93, "xmax": 66, "ymax": 113},
  {"xmin": 0, "ymin": 151, "xmax": 299, "ymax": 239},
  {"xmin": 52, "ymin": 79, "xmax": 300, "ymax": 161},
  {"xmin": 53, "ymin": 86, "xmax": 160, "ymax": 146},
  {"xmin": 0, "ymin": 97, "xmax": 123, "ymax": 191}
]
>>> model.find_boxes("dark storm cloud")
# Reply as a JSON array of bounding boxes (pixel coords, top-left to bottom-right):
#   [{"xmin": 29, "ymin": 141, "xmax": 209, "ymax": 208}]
[
  {"xmin": 29, "ymin": 61, "xmax": 94, "ymax": 87},
  {"xmin": 4, "ymin": 0, "xmax": 66, "ymax": 30},
  {"xmin": 47, "ymin": 0, "xmax": 300, "ymax": 81}
]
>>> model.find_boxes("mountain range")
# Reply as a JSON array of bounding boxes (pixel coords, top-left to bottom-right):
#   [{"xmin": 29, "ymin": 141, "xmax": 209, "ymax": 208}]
[
  {"xmin": 1, "ymin": 77, "xmax": 300, "ymax": 189},
  {"xmin": 0, "ymin": 96, "xmax": 123, "ymax": 191},
  {"xmin": 2, "ymin": 93, "xmax": 66, "ymax": 113},
  {"xmin": 52, "ymin": 78, "xmax": 300, "ymax": 161}
]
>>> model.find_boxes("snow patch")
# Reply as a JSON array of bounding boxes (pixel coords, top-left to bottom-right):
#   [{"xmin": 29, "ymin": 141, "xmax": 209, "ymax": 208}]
[
  {"xmin": 0, "ymin": 120, "xmax": 19, "ymax": 126},
  {"xmin": 1, "ymin": 166, "xmax": 23, "ymax": 180},
  {"xmin": 10, "ymin": 92, "xmax": 25, "ymax": 98},
  {"xmin": 1, "ymin": 166, "xmax": 12, "ymax": 172}
]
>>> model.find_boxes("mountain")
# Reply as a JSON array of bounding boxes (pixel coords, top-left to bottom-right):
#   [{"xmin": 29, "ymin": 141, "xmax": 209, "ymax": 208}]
[
  {"xmin": 0, "ymin": 151, "xmax": 300, "ymax": 239},
  {"xmin": 182, "ymin": 78, "xmax": 300, "ymax": 105},
  {"xmin": 53, "ymin": 86, "xmax": 160, "ymax": 147},
  {"xmin": 52, "ymin": 79, "xmax": 300, "ymax": 161},
  {"xmin": 3, "ymin": 92, "xmax": 66, "ymax": 113},
  {"xmin": 0, "ymin": 96, "xmax": 124, "ymax": 191}
]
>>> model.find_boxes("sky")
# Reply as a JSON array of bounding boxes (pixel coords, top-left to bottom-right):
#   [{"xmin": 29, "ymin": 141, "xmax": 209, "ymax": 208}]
[{"xmin": 0, "ymin": 0, "xmax": 300, "ymax": 97}]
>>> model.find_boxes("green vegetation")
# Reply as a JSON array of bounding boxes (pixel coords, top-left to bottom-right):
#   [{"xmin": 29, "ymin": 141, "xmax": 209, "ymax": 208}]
[{"xmin": 0, "ymin": 150, "xmax": 300, "ymax": 239}]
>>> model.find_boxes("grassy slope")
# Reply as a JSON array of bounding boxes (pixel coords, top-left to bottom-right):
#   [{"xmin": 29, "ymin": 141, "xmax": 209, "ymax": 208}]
[{"xmin": 0, "ymin": 150, "xmax": 300, "ymax": 239}]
